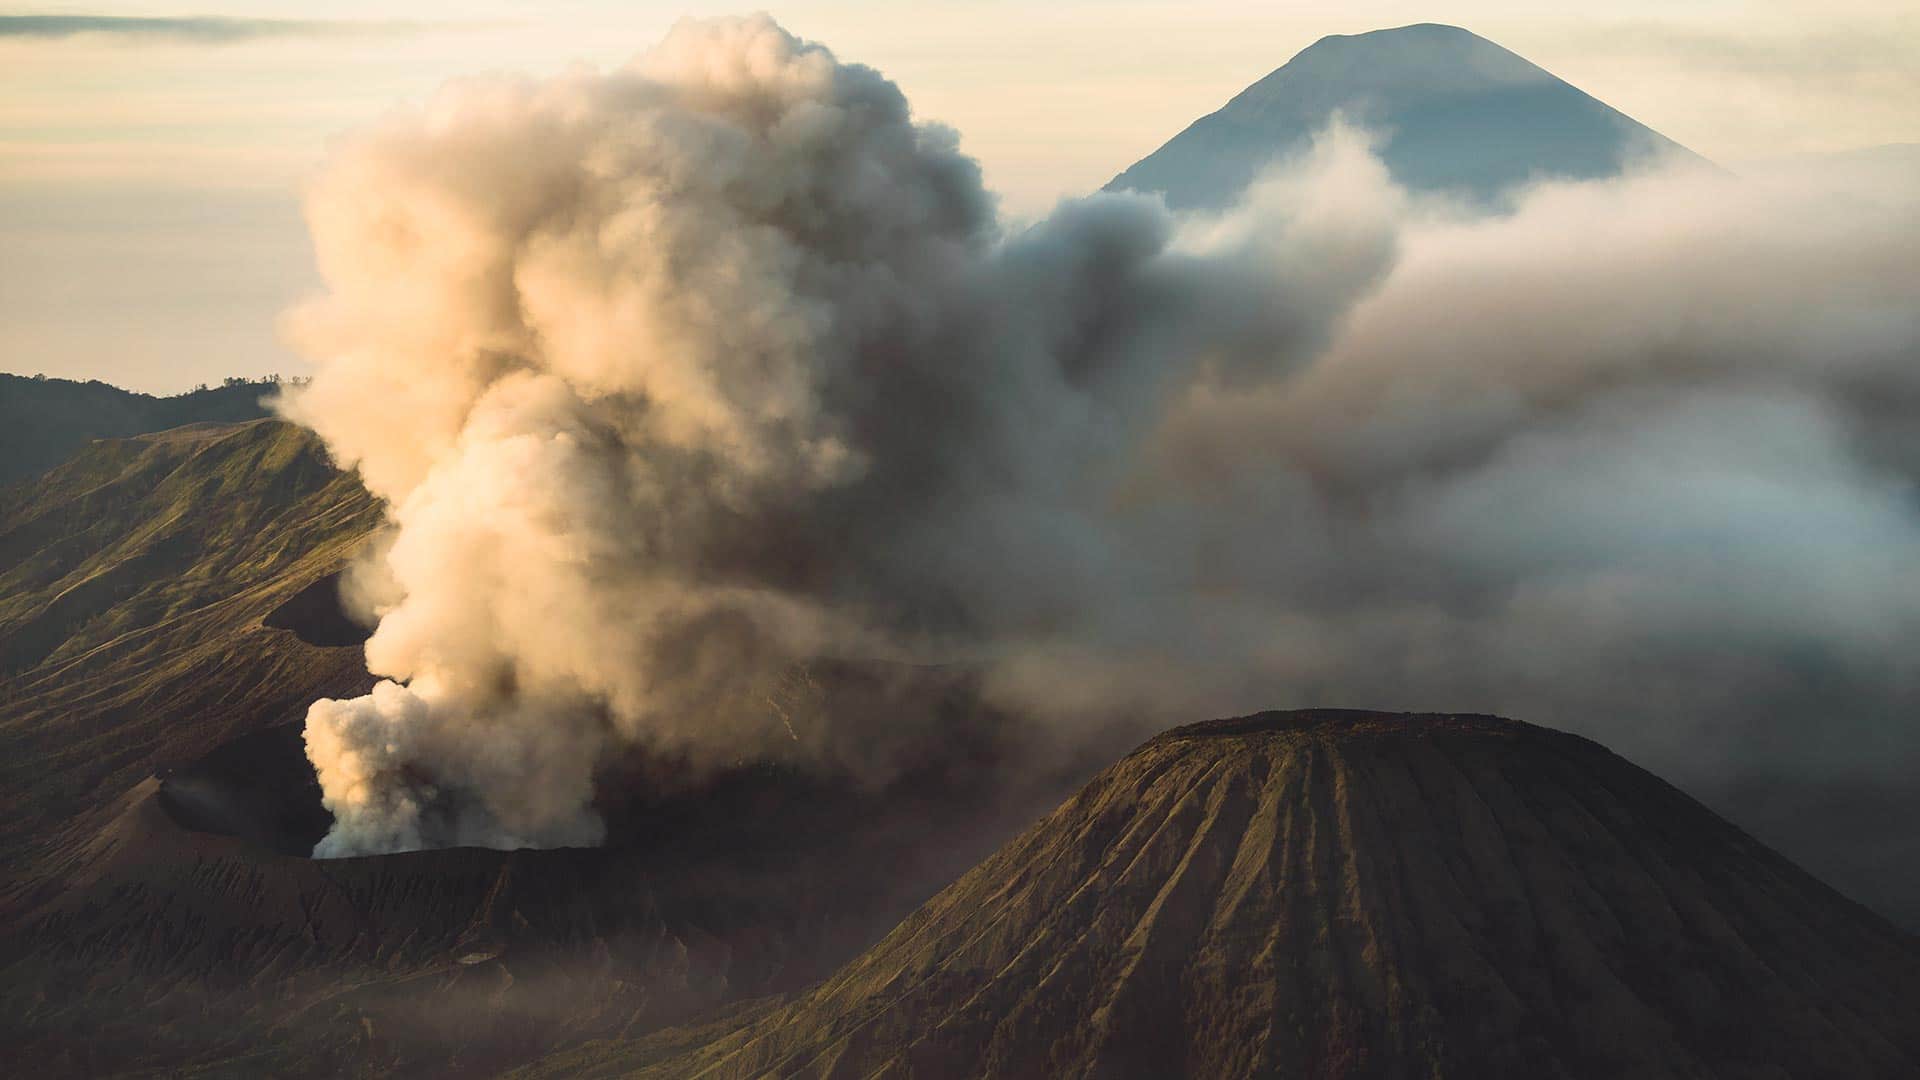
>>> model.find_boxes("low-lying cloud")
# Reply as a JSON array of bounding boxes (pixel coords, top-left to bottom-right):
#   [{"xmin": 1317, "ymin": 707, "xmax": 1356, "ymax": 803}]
[
  {"xmin": 0, "ymin": 15, "xmax": 435, "ymax": 44},
  {"xmin": 281, "ymin": 14, "xmax": 1920, "ymax": 857}
]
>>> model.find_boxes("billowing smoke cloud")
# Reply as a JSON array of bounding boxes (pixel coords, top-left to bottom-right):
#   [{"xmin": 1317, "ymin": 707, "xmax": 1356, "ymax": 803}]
[{"xmin": 283, "ymin": 14, "xmax": 1920, "ymax": 857}]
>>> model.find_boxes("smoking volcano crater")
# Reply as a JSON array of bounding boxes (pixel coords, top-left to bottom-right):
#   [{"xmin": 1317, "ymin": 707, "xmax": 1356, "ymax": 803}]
[
  {"xmin": 149, "ymin": 573, "xmax": 368, "ymax": 855},
  {"xmin": 157, "ymin": 723, "xmax": 334, "ymax": 856},
  {"xmin": 158, "ymin": 707, "xmax": 1020, "ymax": 864},
  {"xmin": 164, "ymin": 566, "xmax": 1051, "ymax": 864},
  {"xmin": 60, "ymin": 651, "xmax": 1068, "ymax": 1076}
]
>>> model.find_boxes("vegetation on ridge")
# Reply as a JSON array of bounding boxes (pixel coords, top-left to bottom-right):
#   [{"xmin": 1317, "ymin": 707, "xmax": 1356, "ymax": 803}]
[{"xmin": 0, "ymin": 371, "xmax": 291, "ymax": 486}]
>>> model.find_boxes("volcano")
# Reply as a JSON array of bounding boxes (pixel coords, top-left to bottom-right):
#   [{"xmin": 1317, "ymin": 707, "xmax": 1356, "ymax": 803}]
[
  {"xmin": 0, "ymin": 647, "xmax": 1081, "ymax": 1075},
  {"xmin": 1108, "ymin": 23, "xmax": 1705, "ymax": 210},
  {"xmin": 598, "ymin": 711, "xmax": 1920, "ymax": 1079}
]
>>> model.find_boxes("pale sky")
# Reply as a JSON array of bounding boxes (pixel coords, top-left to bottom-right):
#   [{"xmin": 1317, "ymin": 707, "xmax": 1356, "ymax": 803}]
[{"xmin": 2, "ymin": 1, "xmax": 1916, "ymax": 392}]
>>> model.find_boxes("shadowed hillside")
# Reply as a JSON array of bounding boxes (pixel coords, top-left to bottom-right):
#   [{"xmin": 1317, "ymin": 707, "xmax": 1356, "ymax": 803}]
[
  {"xmin": 589, "ymin": 711, "xmax": 1920, "ymax": 1079},
  {"xmin": 0, "ymin": 372, "xmax": 281, "ymax": 486}
]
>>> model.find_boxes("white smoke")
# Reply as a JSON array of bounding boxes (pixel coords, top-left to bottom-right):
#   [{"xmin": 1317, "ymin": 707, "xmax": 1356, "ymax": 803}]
[{"xmin": 283, "ymin": 14, "xmax": 1920, "ymax": 857}]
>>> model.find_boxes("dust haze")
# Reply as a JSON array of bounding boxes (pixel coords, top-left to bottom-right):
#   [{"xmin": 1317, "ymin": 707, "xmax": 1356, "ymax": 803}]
[{"xmin": 278, "ymin": 14, "xmax": 1920, "ymax": 856}]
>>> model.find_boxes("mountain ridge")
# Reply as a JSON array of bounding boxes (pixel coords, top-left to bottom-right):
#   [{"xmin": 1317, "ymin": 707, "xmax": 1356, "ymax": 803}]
[{"xmin": 0, "ymin": 371, "xmax": 282, "ymax": 487}]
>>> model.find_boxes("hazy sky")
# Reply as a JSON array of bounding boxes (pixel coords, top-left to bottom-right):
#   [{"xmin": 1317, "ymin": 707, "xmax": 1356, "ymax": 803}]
[{"xmin": 2, "ymin": 1, "xmax": 1915, "ymax": 392}]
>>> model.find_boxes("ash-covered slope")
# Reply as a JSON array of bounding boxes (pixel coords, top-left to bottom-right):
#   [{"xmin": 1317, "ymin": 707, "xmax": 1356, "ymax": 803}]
[
  {"xmin": 1109, "ymin": 23, "xmax": 1704, "ymax": 210},
  {"xmin": 628, "ymin": 710, "xmax": 1920, "ymax": 1079}
]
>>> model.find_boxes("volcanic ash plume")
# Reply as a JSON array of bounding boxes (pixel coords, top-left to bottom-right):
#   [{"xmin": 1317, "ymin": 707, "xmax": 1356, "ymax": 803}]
[
  {"xmin": 281, "ymin": 13, "xmax": 1350, "ymax": 855},
  {"xmin": 284, "ymin": 15, "xmax": 1920, "ymax": 857}
]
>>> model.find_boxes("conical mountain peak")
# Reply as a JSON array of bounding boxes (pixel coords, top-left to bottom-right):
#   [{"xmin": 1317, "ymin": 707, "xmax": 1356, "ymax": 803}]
[
  {"xmin": 632, "ymin": 709, "xmax": 1920, "ymax": 1078},
  {"xmin": 1108, "ymin": 24, "xmax": 1705, "ymax": 210}
]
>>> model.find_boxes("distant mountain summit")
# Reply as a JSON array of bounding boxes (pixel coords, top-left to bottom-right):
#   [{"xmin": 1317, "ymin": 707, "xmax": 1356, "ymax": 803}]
[
  {"xmin": 629, "ymin": 710, "xmax": 1920, "ymax": 1078},
  {"xmin": 1108, "ymin": 23, "xmax": 1705, "ymax": 210}
]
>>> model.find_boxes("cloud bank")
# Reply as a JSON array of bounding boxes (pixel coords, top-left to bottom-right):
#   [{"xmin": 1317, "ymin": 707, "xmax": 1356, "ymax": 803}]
[
  {"xmin": 0, "ymin": 15, "xmax": 434, "ymax": 44},
  {"xmin": 282, "ymin": 14, "xmax": 1920, "ymax": 857}
]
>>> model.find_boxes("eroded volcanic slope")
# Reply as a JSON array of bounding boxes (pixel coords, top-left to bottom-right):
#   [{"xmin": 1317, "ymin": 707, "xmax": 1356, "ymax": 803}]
[{"xmin": 573, "ymin": 711, "xmax": 1920, "ymax": 1080}]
